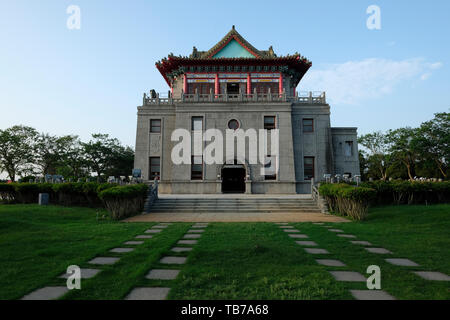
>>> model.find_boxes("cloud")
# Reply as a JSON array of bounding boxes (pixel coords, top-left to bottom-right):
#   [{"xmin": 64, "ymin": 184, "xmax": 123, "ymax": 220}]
[{"xmin": 300, "ymin": 58, "xmax": 443, "ymax": 105}]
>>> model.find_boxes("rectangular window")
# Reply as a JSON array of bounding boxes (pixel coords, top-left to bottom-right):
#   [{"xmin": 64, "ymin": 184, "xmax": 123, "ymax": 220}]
[
  {"xmin": 264, "ymin": 155, "xmax": 277, "ymax": 180},
  {"xmin": 264, "ymin": 116, "xmax": 276, "ymax": 130},
  {"xmin": 149, "ymin": 157, "xmax": 160, "ymax": 180},
  {"xmin": 191, "ymin": 156, "xmax": 203, "ymax": 180},
  {"xmin": 150, "ymin": 119, "xmax": 161, "ymax": 133},
  {"xmin": 304, "ymin": 157, "xmax": 314, "ymax": 180},
  {"xmin": 303, "ymin": 118, "xmax": 314, "ymax": 133},
  {"xmin": 344, "ymin": 141, "xmax": 353, "ymax": 157},
  {"xmin": 192, "ymin": 116, "xmax": 203, "ymax": 131}
]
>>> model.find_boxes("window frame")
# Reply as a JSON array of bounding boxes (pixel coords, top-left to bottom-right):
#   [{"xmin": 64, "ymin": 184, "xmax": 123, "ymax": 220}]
[
  {"xmin": 149, "ymin": 157, "xmax": 161, "ymax": 180},
  {"xmin": 264, "ymin": 116, "xmax": 276, "ymax": 130},
  {"xmin": 302, "ymin": 118, "xmax": 314, "ymax": 133},
  {"xmin": 191, "ymin": 116, "xmax": 203, "ymax": 131},
  {"xmin": 191, "ymin": 156, "xmax": 203, "ymax": 180},
  {"xmin": 303, "ymin": 156, "xmax": 315, "ymax": 181},
  {"xmin": 150, "ymin": 119, "xmax": 161, "ymax": 133}
]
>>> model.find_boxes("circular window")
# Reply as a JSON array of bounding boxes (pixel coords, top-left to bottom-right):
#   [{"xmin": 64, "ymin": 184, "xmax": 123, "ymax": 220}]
[{"xmin": 228, "ymin": 119, "xmax": 240, "ymax": 130}]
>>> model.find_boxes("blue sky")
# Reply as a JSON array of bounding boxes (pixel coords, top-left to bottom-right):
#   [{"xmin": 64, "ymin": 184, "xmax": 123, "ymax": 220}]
[{"xmin": 0, "ymin": 0, "xmax": 449, "ymax": 148}]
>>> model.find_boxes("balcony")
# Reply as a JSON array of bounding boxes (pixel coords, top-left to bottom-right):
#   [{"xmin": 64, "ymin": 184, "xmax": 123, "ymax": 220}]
[{"xmin": 142, "ymin": 91, "xmax": 326, "ymax": 106}]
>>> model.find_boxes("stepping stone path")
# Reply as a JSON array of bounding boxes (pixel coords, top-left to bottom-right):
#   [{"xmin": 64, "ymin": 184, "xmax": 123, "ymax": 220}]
[
  {"xmin": 329, "ymin": 271, "xmax": 366, "ymax": 282},
  {"xmin": 288, "ymin": 234, "xmax": 309, "ymax": 239},
  {"xmin": 275, "ymin": 222, "xmax": 289, "ymax": 225},
  {"xmin": 313, "ymin": 223, "xmax": 324, "ymax": 225},
  {"xmin": 304, "ymin": 248, "xmax": 329, "ymax": 254},
  {"xmin": 146, "ymin": 269, "xmax": 180, "ymax": 280},
  {"xmin": 296, "ymin": 241, "xmax": 318, "ymax": 246},
  {"xmin": 124, "ymin": 241, "xmax": 144, "ymax": 245},
  {"xmin": 328, "ymin": 229, "xmax": 344, "ymax": 233},
  {"xmin": 60, "ymin": 268, "xmax": 100, "ymax": 279},
  {"xmin": 110, "ymin": 247, "xmax": 134, "ymax": 253},
  {"xmin": 171, "ymin": 247, "xmax": 193, "ymax": 253},
  {"xmin": 183, "ymin": 234, "xmax": 201, "ymax": 239},
  {"xmin": 125, "ymin": 287, "xmax": 170, "ymax": 300},
  {"xmin": 350, "ymin": 290, "xmax": 395, "ymax": 300},
  {"xmin": 21, "ymin": 287, "xmax": 69, "ymax": 300},
  {"xmin": 160, "ymin": 256, "xmax": 187, "ymax": 265},
  {"xmin": 351, "ymin": 241, "xmax": 372, "ymax": 246},
  {"xmin": 145, "ymin": 229, "xmax": 162, "ymax": 234},
  {"xmin": 21, "ymin": 222, "xmax": 170, "ymax": 300},
  {"xmin": 316, "ymin": 259, "xmax": 346, "ymax": 267},
  {"xmin": 385, "ymin": 258, "xmax": 419, "ymax": 267},
  {"xmin": 284, "ymin": 229, "xmax": 300, "ymax": 233},
  {"xmin": 135, "ymin": 235, "xmax": 153, "ymax": 239},
  {"xmin": 126, "ymin": 223, "xmax": 210, "ymax": 300},
  {"xmin": 337, "ymin": 234, "xmax": 357, "ymax": 239},
  {"xmin": 279, "ymin": 226, "xmax": 294, "ymax": 229},
  {"xmin": 365, "ymin": 247, "xmax": 392, "ymax": 254},
  {"xmin": 89, "ymin": 257, "xmax": 120, "ymax": 265},
  {"xmin": 413, "ymin": 271, "xmax": 450, "ymax": 281}
]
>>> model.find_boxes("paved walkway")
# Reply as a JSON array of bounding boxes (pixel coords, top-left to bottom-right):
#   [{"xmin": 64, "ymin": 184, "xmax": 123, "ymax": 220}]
[{"xmin": 125, "ymin": 211, "xmax": 347, "ymax": 223}]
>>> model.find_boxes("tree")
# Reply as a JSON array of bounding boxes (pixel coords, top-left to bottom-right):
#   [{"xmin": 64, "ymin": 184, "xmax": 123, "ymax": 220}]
[
  {"xmin": 82, "ymin": 134, "xmax": 134, "ymax": 180},
  {"xmin": 416, "ymin": 112, "xmax": 449, "ymax": 179},
  {"xmin": 0, "ymin": 125, "xmax": 38, "ymax": 181},
  {"xmin": 358, "ymin": 131, "xmax": 392, "ymax": 180},
  {"xmin": 387, "ymin": 127, "xmax": 420, "ymax": 182}
]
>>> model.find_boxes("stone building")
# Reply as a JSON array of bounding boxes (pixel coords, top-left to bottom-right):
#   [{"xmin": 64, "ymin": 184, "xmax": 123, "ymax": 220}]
[{"xmin": 134, "ymin": 27, "xmax": 360, "ymax": 194}]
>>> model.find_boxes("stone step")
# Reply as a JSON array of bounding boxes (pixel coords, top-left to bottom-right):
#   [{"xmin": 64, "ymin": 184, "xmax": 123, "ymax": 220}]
[{"xmin": 148, "ymin": 208, "xmax": 322, "ymax": 213}]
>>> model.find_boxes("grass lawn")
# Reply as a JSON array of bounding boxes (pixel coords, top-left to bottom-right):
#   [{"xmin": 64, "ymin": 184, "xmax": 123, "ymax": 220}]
[{"xmin": 0, "ymin": 204, "xmax": 448, "ymax": 300}]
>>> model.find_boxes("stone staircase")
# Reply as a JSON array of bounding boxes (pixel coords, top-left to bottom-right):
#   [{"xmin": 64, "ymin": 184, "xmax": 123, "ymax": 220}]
[{"xmin": 145, "ymin": 197, "xmax": 321, "ymax": 214}]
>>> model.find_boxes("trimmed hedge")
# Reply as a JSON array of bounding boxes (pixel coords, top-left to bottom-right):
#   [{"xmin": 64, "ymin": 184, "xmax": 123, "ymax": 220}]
[
  {"xmin": 360, "ymin": 181, "xmax": 450, "ymax": 205},
  {"xmin": 99, "ymin": 184, "xmax": 148, "ymax": 220},
  {"xmin": 319, "ymin": 183, "xmax": 376, "ymax": 220}
]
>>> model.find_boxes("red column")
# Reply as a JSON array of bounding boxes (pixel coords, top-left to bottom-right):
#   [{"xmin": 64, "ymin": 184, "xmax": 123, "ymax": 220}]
[
  {"xmin": 215, "ymin": 73, "xmax": 219, "ymax": 95},
  {"xmin": 183, "ymin": 75, "xmax": 188, "ymax": 93},
  {"xmin": 278, "ymin": 73, "xmax": 283, "ymax": 96},
  {"xmin": 247, "ymin": 73, "xmax": 251, "ymax": 94}
]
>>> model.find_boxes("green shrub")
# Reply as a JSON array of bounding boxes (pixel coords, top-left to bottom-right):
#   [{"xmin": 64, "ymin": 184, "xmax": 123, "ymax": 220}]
[
  {"xmin": 99, "ymin": 184, "xmax": 148, "ymax": 220},
  {"xmin": 0, "ymin": 183, "xmax": 16, "ymax": 203},
  {"xmin": 13, "ymin": 183, "xmax": 40, "ymax": 204},
  {"xmin": 319, "ymin": 183, "xmax": 376, "ymax": 220}
]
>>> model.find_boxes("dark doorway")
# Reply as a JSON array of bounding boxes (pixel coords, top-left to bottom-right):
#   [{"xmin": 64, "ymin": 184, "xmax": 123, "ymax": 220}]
[
  {"xmin": 227, "ymin": 82, "xmax": 240, "ymax": 94},
  {"xmin": 222, "ymin": 166, "xmax": 246, "ymax": 193}
]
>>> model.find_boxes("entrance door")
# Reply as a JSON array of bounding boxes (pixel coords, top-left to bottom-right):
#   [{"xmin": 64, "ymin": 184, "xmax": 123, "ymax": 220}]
[
  {"xmin": 221, "ymin": 166, "xmax": 246, "ymax": 193},
  {"xmin": 227, "ymin": 82, "xmax": 240, "ymax": 94}
]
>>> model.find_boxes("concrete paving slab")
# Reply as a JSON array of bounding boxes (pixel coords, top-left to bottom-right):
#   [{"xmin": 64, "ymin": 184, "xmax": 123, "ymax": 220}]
[
  {"xmin": 152, "ymin": 225, "xmax": 168, "ymax": 229},
  {"xmin": 136, "ymin": 235, "xmax": 153, "ymax": 239},
  {"xmin": 160, "ymin": 256, "xmax": 187, "ymax": 264},
  {"xmin": 329, "ymin": 271, "xmax": 366, "ymax": 282},
  {"xmin": 145, "ymin": 229, "xmax": 162, "ymax": 234},
  {"xmin": 178, "ymin": 240, "xmax": 198, "ymax": 245},
  {"xmin": 288, "ymin": 234, "xmax": 309, "ymax": 239},
  {"xmin": 413, "ymin": 271, "xmax": 450, "ymax": 281},
  {"xmin": 88, "ymin": 257, "xmax": 120, "ymax": 265},
  {"xmin": 279, "ymin": 226, "xmax": 294, "ymax": 229},
  {"xmin": 146, "ymin": 269, "xmax": 180, "ymax": 280},
  {"xmin": 304, "ymin": 248, "xmax": 329, "ymax": 254},
  {"xmin": 338, "ymin": 234, "xmax": 357, "ymax": 239},
  {"xmin": 313, "ymin": 222, "xmax": 324, "ymax": 225},
  {"xmin": 60, "ymin": 268, "xmax": 100, "ymax": 279},
  {"xmin": 328, "ymin": 229, "xmax": 344, "ymax": 233},
  {"xmin": 187, "ymin": 229, "xmax": 205, "ymax": 233},
  {"xmin": 275, "ymin": 222, "xmax": 289, "ymax": 225},
  {"xmin": 365, "ymin": 248, "xmax": 392, "ymax": 254},
  {"xmin": 351, "ymin": 241, "xmax": 372, "ymax": 246},
  {"xmin": 385, "ymin": 258, "xmax": 419, "ymax": 267},
  {"xmin": 171, "ymin": 247, "xmax": 193, "ymax": 253},
  {"xmin": 315, "ymin": 259, "xmax": 346, "ymax": 267},
  {"xmin": 21, "ymin": 287, "xmax": 69, "ymax": 300},
  {"xmin": 284, "ymin": 229, "xmax": 300, "ymax": 233},
  {"xmin": 125, "ymin": 287, "xmax": 170, "ymax": 300},
  {"xmin": 183, "ymin": 234, "xmax": 201, "ymax": 239},
  {"xmin": 350, "ymin": 290, "xmax": 396, "ymax": 300},
  {"xmin": 124, "ymin": 241, "xmax": 144, "ymax": 245},
  {"xmin": 296, "ymin": 241, "xmax": 318, "ymax": 246},
  {"xmin": 110, "ymin": 247, "xmax": 135, "ymax": 253}
]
